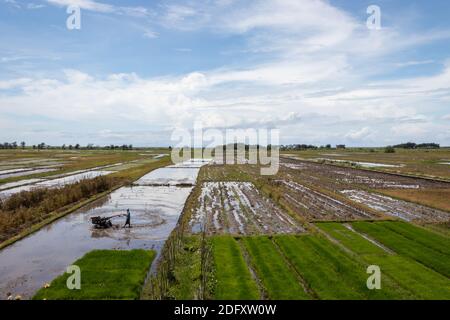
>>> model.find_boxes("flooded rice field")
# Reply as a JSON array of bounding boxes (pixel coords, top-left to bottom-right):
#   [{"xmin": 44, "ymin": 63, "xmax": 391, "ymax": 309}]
[
  {"xmin": 0, "ymin": 185, "xmax": 193, "ymax": 299},
  {"xmin": 317, "ymin": 158, "xmax": 404, "ymax": 168},
  {"xmin": 135, "ymin": 168, "xmax": 200, "ymax": 186},
  {"xmin": 0, "ymin": 170, "xmax": 114, "ymax": 199},
  {"xmin": 0, "ymin": 178, "xmax": 45, "ymax": 191},
  {"xmin": 278, "ymin": 180, "xmax": 377, "ymax": 221},
  {"xmin": 280, "ymin": 157, "xmax": 449, "ymax": 190},
  {"xmin": 136, "ymin": 159, "xmax": 210, "ymax": 186},
  {"xmin": 278, "ymin": 158, "xmax": 450, "ymax": 222},
  {"xmin": 189, "ymin": 182, "xmax": 303, "ymax": 235},
  {"xmin": 0, "ymin": 168, "xmax": 58, "ymax": 180},
  {"xmin": 0, "ymin": 159, "xmax": 204, "ymax": 299},
  {"xmin": 341, "ymin": 190, "xmax": 450, "ymax": 222}
]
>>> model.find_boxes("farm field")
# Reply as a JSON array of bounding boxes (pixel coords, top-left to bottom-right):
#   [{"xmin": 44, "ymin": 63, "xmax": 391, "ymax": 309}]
[
  {"xmin": 1, "ymin": 149, "xmax": 449, "ymax": 300},
  {"xmin": 316, "ymin": 222, "xmax": 450, "ymax": 299},
  {"xmin": 211, "ymin": 236, "xmax": 260, "ymax": 300},
  {"xmin": 161, "ymin": 232, "xmax": 449, "ymax": 300},
  {"xmin": 281, "ymin": 148, "xmax": 450, "ymax": 180},
  {"xmin": 33, "ymin": 249, "xmax": 155, "ymax": 300},
  {"xmin": 351, "ymin": 221, "xmax": 450, "ymax": 277},
  {"xmin": 189, "ymin": 182, "xmax": 303, "ymax": 235}
]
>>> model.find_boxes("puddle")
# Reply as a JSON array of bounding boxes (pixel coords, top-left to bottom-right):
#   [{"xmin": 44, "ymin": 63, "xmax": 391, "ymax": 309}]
[
  {"xmin": 168, "ymin": 158, "xmax": 212, "ymax": 168},
  {"xmin": 0, "ymin": 168, "xmax": 36, "ymax": 175},
  {"xmin": 0, "ymin": 185, "xmax": 193, "ymax": 300},
  {"xmin": 135, "ymin": 167, "xmax": 200, "ymax": 186},
  {"xmin": 0, "ymin": 178, "xmax": 45, "ymax": 191},
  {"xmin": 317, "ymin": 158, "xmax": 403, "ymax": 168},
  {"xmin": 153, "ymin": 154, "xmax": 168, "ymax": 159},
  {"xmin": 37, "ymin": 171, "xmax": 113, "ymax": 188}
]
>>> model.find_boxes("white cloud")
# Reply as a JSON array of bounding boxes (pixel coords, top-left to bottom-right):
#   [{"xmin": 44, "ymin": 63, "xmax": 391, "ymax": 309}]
[
  {"xmin": 345, "ymin": 127, "xmax": 373, "ymax": 141},
  {"xmin": 395, "ymin": 60, "xmax": 435, "ymax": 68},
  {"xmin": 27, "ymin": 3, "xmax": 45, "ymax": 9},
  {"xmin": 1, "ymin": 0, "xmax": 449, "ymax": 146}
]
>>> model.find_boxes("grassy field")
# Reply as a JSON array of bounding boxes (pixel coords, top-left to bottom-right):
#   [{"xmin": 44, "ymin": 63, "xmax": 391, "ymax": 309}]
[
  {"xmin": 351, "ymin": 221, "xmax": 450, "ymax": 278},
  {"xmin": 274, "ymin": 234, "xmax": 410, "ymax": 299},
  {"xmin": 212, "ymin": 236, "xmax": 260, "ymax": 299},
  {"xmin": 241, "ymin": 236, "xmax": 310, "ymax": 300},
  {"xmin": 33, "ymin": 250, "xmax": 156, "ymax": 300},
  {"xmin": 317, "ymin": 222, "xmax": 450, "ymax": 299}
]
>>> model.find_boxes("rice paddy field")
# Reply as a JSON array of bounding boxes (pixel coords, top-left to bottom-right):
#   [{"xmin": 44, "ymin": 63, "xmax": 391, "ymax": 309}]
[{"xmin": 0, "ymin": 148, "xmax": 449, "ymax": 300}]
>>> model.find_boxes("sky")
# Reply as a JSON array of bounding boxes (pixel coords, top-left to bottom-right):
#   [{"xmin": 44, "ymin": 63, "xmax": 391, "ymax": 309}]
[{"xmin": 0, "ymin": 0, "xmax": 450, "ymax": 147}]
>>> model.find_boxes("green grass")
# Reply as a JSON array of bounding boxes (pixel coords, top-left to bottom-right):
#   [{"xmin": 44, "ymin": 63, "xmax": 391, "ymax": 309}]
[
  {"xmin": 212, "ymin": 236, "xmax": 260, "ymax": 299},
  {"xmin": 242, "ymin": 236, "xmax": 309, "ymax": 299},
  {"xmin": 33, "ymin": 250, "xmax": 155, "ymax": 300},
  {"xmin": 352, "ymin": 221, "xmax": 450, "ymax": 278},
  {"xmin": 318, "ymin": 222, "xmax": 450, "ymax": 299},
  {"xmin": 375, "ymin": 221, "xmax": 450, "ymax": 256},
  {"xmin": 274, "ymin": 234, "xmax": 409, "ymax": 299}
]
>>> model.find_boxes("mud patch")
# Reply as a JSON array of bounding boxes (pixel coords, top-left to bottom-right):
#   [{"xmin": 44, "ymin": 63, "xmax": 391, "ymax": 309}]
[
  {"xmin": 189, "ymin": 182, "xmax": 303, "ymax": 235},
  {"xmin": 280, "ymin": 180, "xmax": 376, "ymax": 221},
  {"xmin": 341, "ymin": 190, "xmax": 450, "ymax": 222}
]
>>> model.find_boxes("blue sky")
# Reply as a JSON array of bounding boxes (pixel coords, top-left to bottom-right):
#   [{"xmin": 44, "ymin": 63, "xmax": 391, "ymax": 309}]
[{"xmin": 1, "ymin": 0, "xmax": 450, "ymax": 146}]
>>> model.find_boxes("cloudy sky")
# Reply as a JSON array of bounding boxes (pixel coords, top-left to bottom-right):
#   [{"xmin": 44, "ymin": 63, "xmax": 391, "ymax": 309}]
[{"xmin": 1, "ymin": 0, "xmax": 450, "ymax": 147}]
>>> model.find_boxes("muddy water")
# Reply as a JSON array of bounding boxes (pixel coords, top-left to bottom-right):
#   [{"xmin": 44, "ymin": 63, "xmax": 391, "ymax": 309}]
[
  {"xmin": 0, "ymin": 185, "xmax": 193, "ymax": 299},
  {"xmin": 0, "ymin": 160, "xmax": 206, "ymax": 299}
]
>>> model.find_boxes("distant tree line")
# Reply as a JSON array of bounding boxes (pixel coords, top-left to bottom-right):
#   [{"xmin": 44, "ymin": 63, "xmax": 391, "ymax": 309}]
[
  {"xmin": 392, "ymin": 142, "xmax": 440, "ymax": 149},
  {"xmin": 0, "ymin": 141, "xmax": 28, "ymax": 149},
  {"xmin": 2, "ymin": 142, "xmax": 134, "ymax": 151},
  {"xmin": 281, "ymin": 144, "xmax": 341, "ymax": 151}
]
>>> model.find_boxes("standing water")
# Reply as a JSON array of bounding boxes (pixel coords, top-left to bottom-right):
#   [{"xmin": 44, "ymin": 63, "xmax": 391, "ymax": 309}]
[{"xmin": 0, "ymin": 160, "xmax": 210, "ymax": 299}]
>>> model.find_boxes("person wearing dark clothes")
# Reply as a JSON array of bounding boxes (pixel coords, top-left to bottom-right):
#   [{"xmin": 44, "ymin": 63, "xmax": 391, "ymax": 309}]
[{"xmin": 123, "ymin": 209, "xmax": 131, "ymax": 228}]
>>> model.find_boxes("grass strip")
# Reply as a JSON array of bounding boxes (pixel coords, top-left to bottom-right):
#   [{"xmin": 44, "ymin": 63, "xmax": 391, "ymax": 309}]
[
  {"xmin": 212, "ymin": 236, "xmax": 260, "ymax": 299},
  {"xmin": 318, "ymin": 222, "xmax": 450, "ymax": 299},
  {"xmin": 33, "ymin": 249, "xmax": 155, "ymax": 300},
  {"xmin": 275, "ymin": 234, "xmax": 408, "ymax": 299},
  {"xmin": 352, "ymin": 221, "xmax": 450, "ymax": 278},
  {"xmin": 242, "ymin": 236, "xmax": 309, "ymax": 300}
]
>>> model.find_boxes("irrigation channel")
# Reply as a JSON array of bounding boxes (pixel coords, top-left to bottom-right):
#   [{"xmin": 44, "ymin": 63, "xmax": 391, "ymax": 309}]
[{"xmin": 0, "ymin": 159, "xmax": 211, "ymax": 299}]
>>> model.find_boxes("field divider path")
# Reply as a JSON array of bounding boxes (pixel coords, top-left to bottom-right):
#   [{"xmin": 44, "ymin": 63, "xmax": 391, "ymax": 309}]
[
  {"xmin": 343, "ymin": 223, "xmax": 395, "ymax": 254},
  {"xmin": 235, "ymin": 237, "xmax": 268, "ymax": 300}
]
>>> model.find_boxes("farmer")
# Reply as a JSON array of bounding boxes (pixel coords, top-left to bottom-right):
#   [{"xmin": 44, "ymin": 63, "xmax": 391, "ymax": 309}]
[{"xmin": 123, "ymin": 209, "xmax": 131, "ymax": 228}]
